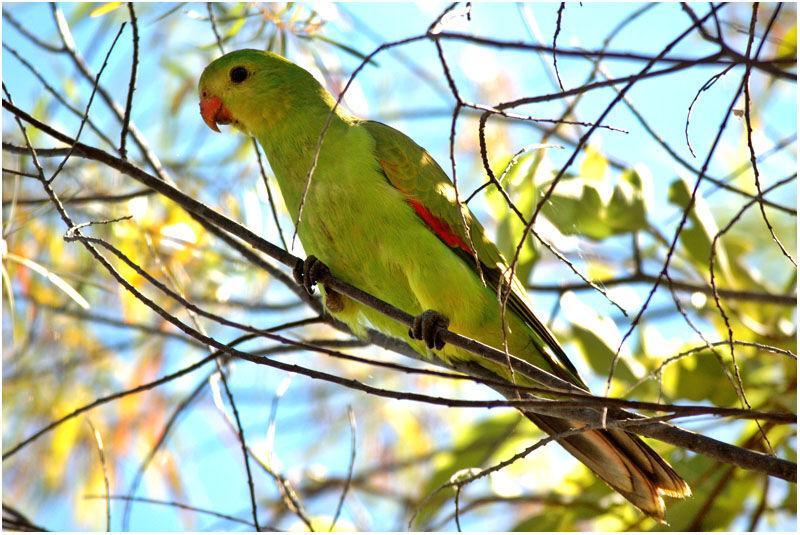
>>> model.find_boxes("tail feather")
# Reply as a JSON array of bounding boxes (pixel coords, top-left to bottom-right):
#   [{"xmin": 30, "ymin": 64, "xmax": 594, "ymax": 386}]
[
  {"xmin": 527, "ymin": 413, "xmax": 690, "ymax": 520},
  {"xmin": 604, "ymin": 427, "xmax": 691, "ymax": 499}
]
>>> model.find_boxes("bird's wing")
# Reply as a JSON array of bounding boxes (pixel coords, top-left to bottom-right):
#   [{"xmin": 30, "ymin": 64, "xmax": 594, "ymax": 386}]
[{"xmin": 363, "ymin": 120, "xmax": 585, "ymax": 388}]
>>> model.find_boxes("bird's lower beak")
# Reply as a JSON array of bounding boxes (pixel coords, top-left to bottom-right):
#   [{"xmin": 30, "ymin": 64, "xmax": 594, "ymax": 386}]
[{"xmin": 199, "ymin": 94, "xmax": 234, "ymax": 132}]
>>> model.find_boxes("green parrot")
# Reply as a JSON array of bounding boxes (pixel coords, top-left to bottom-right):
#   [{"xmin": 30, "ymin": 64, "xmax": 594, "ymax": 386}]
[{"xmin": 198, "ymin": 49, "xmax": 690, "ymax": 519}]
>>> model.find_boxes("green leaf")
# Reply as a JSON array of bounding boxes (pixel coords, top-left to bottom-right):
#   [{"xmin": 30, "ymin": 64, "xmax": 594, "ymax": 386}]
[
  {"xmin": 540, "ymin": 158, "xmax": 650, "ymax": 240},
  {"xmin": 665, "ymin": 348, "xmax": 739, "ymax": 406},
  {"xmin": 667, "ymin": 175, "xmax": 732, "ymax": 283},
  {"xmin": 89, "ymin": 3, "xmax": 123, "ymax": 18},
  {"xmin": 512, "ymin": 467, "xmax": 627, "ymax": 530},
  {"xmin": 513, "ymin": 508, "xmax": 575, "ymax": 531},
  {"xmin": 225, "ymin": 15, "xmax": 246, "ymax": 40},
  {"xmin": 605, "ymin": 166, "xmax": 651, "ymax": 234},
  {"xmin": 542, "ymin": 181, "xmax": 610, "ymax": 239},
  {"xmin": 560, "ymin": 292, "xmax": 638, "ymax": 387}
]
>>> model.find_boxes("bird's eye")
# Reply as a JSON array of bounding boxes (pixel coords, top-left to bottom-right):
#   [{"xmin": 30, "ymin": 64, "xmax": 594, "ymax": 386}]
[{"xmin": 230, "ymin": 66, "xmax": 248, "ymax": 84}]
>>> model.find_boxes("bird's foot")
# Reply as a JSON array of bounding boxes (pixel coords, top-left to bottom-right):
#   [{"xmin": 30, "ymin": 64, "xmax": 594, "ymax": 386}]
[
  {"xmin": 293, "ymin": 255, "xmax": 329, "ymax": 295},
  {"xmin": 293, "ymin": 255, "xmax": 343, "ymax": 312},
  {"xmin": 409, "ymin": 309, "xmax": 450, "ymax": 351}
]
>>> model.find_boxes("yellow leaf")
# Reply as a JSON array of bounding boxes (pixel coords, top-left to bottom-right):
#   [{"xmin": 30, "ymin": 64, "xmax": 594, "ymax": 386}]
[
  {"xmin": 778, "ymin": 24, "xmax": 796, "ymax": 58},
  {"xmin": 580, "ymin": 144, "xmax": 608, "ymax": 182},
  {"xmin": 45, "ymin": 406, "xmax": 82, "ymax": 488},
  {"xmin": 586, "ymin": 260, "xmax": 615, "ymax": 282},
  {"xmin": 89, "ymin": 2, "xmax": 123, "ymax": 18}
]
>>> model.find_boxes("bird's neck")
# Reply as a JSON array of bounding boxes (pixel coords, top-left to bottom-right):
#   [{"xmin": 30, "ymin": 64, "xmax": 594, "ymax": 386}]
[{"xmin": 256, "ymin": 104, "xmax": 351, "ymax": 220}]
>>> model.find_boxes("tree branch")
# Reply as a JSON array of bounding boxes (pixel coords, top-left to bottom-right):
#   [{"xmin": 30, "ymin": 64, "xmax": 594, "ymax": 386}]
[{"xmin": 3, "ymin": 80, "xmax": 795, "ymax": 484}]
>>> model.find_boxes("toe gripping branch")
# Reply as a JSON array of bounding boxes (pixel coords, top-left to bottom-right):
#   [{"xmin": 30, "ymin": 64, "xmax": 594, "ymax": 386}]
[
  {"xmin": 293, "ymin": 255, "xmax": 343, "ymax": 312},
  {"xmin": 294, "ymin": 256, "xmax": 449, "ymax": 347},
  {"xmin": 293, "ymin": 255, "xmax": 329, "ymax": 295},
  {"xmin": 409, "ymin": 309, "xmax": 450, "ymax": 351}
]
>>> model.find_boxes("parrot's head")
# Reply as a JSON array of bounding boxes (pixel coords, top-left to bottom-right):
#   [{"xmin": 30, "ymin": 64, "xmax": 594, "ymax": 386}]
[{"xmin": 198, "ymin": 49, "xmax": 332, "ymax": 137}]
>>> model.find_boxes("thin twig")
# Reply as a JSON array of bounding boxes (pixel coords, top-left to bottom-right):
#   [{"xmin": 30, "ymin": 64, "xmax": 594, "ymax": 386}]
[
  {"xmin": 706, "ymin": 1, "xmax": 763, "ymax": 418},
  {"xmin": 3, "ymin": 353, "xmax": 218, "ymax": 460},
  {"xmin": 741, "ymin": 4, "xmax": 795, "ymax": 266},
  {"xmin": 527, "ymin": 271, "xmax": 796, "ymax": 305},
  {"xmin": 609, "ymin": 3, "xmax": 753, "ymax": 395},
  {"xmin": 1, "ymin": 188, "xmax": 155, "ymax": 207},
  {"xmin": 121, "ymin": 373, "xmax": 211, "ymax": 530},
  {"xmin": 213, "ymin": 354, "xmax": 261, "ymax": 530},
  {"xmin": 2, "ymin": 10, "xmax": 66, "ymax": 52},
  {"xmin": 49, "ymin": 23, "xmax": 127, "ymax": 184},
  {"xmin": 49, "ymin": 3, "xmax": 174, "ymax": 183},
  {"xmin": 251, "ymin": 137, "xmax": 289, "ymax": 251},
  {"xmin": 86, "ymin": 420, "xmax": 111, "ymax": 532},
  {"xmin": 685, "ymin": 64, "xmax": 735, "ymax": 158},
  {"xmin": 207, "ymin": 2, "xmax": 225, "ymax": 54},
  {"xmin": 329, "ymin": 406, "xmax": 357, "ymax": 532},
  {"xmin": 2, "ymin": 43, "xmax": 116, "ymax": 148},
  {"xmin": 433, "ymin": 29, "xmax": 796, "ymax": 78},
  {"xmin": 119, "ymin": 3, "xmax": 139, "ymax": 159},
  {"xmin": 552, "ymin": 3, "xmax": 566, "ymax": 92},
  {"xmin": 85, "ymin": 494, "xmax": 260, "ymax": 528}
]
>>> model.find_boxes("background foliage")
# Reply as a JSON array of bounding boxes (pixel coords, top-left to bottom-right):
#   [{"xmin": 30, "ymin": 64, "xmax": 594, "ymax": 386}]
[{"xmin": 2, "ymin": 2, "xmax": 797, "ymax": 531}]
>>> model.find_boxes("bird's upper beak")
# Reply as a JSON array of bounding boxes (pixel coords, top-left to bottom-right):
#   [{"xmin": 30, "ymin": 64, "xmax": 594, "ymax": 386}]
[{"xmin": 199, "ymin": 93, "xmax": 234, "ymax": 133}]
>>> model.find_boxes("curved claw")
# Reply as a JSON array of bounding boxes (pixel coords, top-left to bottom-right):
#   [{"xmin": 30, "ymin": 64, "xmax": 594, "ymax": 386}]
[
  {"xmin": 292, "ymin": 258, "xmax": 307, "ymax": 290},
  {"xmin": 293, "ymin": 255, "xmax": 330, "ymax": 296},
  {"xmin": 409, "ymin": 309, "xmax": 450, "ymax": 351}
]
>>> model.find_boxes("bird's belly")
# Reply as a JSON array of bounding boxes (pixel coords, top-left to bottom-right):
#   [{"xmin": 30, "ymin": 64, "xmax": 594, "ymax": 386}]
[
  {"xmin": 296, "ymin": 176, "xmax": 422, "ymax": 309},
  {"xmin": 296, "ymin": 176, "xmax": 510, "ymax": 360}
]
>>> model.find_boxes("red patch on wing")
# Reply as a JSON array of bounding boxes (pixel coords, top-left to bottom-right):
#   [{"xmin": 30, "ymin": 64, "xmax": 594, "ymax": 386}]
[
  {"xmin": 377, "ymin": 158, "xmax": 473, "ymax": 254},
  {"xmin": 407, "ymin": 199, "xmax": 473, "ymax": 254}
]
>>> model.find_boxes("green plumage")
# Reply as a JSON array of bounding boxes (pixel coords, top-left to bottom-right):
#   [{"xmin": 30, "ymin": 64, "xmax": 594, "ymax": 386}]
[{"xmin": 198, "ymin": 49, "xmax": 690, "ymax": 519}]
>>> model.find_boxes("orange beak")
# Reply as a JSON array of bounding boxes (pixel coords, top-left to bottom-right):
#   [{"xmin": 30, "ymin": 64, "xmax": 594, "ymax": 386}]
[{"xmin": 199, "ymin": 94, "xmax": 234, "ymax": 132}]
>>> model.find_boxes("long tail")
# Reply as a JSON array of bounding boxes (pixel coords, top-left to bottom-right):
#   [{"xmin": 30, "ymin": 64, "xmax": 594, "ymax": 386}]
[{"xmin": 527, "ymin": 413, "xmax": 691, "ymax": 521}]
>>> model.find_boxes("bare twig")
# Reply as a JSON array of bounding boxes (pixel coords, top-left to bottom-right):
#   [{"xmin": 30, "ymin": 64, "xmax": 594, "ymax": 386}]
[
  {"xmin": 119, "ymin": 3, "xmax": 139, "ymax": 159},
  {"xmin": 552, "ymin": 3, "xmax": 566, "ymax": 92},
  {"xmin": 2, "ymin": 43, "xmax": 116, "ymax": 148},
  {"xmin": 86, "ymin": 420, "xmax": 111, "ymax": 532},
  {"xmin": 251, "ymin": 138, "xmax": 289, "ymax": 251},
  {"xmin": 2, "ymin": 188, "xmax": 154, "ymax": 207},
  {"xmin": 122, "ymin": 373, "xmax": 210, "ymax": 529},
  {"xmin": 207, "ymin": 2, "xmax": 225, "ymax": 53},
  {"xmin": 49, "ymin": 22, "xmax": 126, "ymax": 184},
  {"xmin": 685, "ymin": 64, "xmax": 735, "ymax": 158},
  {"xmin": 741, "ymin": 4, "xmax": 795, "ymax": 266},
  {"xmin": 527, "ymin": 271, "xmax": 795, "ymax": 305},
  {"xmin": 49, "ymin": 3, "xmax": 173, "ymax": 183},
  {"xmin": 86, "ymin": 495, "xmax": 261, "ymax": 529},
  {"xmin": 329, "ymin": 406, "xmax": 357, "ymax": 532}
]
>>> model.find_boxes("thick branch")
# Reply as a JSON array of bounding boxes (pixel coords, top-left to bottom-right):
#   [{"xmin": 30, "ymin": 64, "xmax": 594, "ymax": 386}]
[
  {"xmin": 527, "ymin": 273, "xmax": 796, "ymax": 306},
  {"xmin": 456, "ymin": 361, "xmax": 795, "ymax": 483}
]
